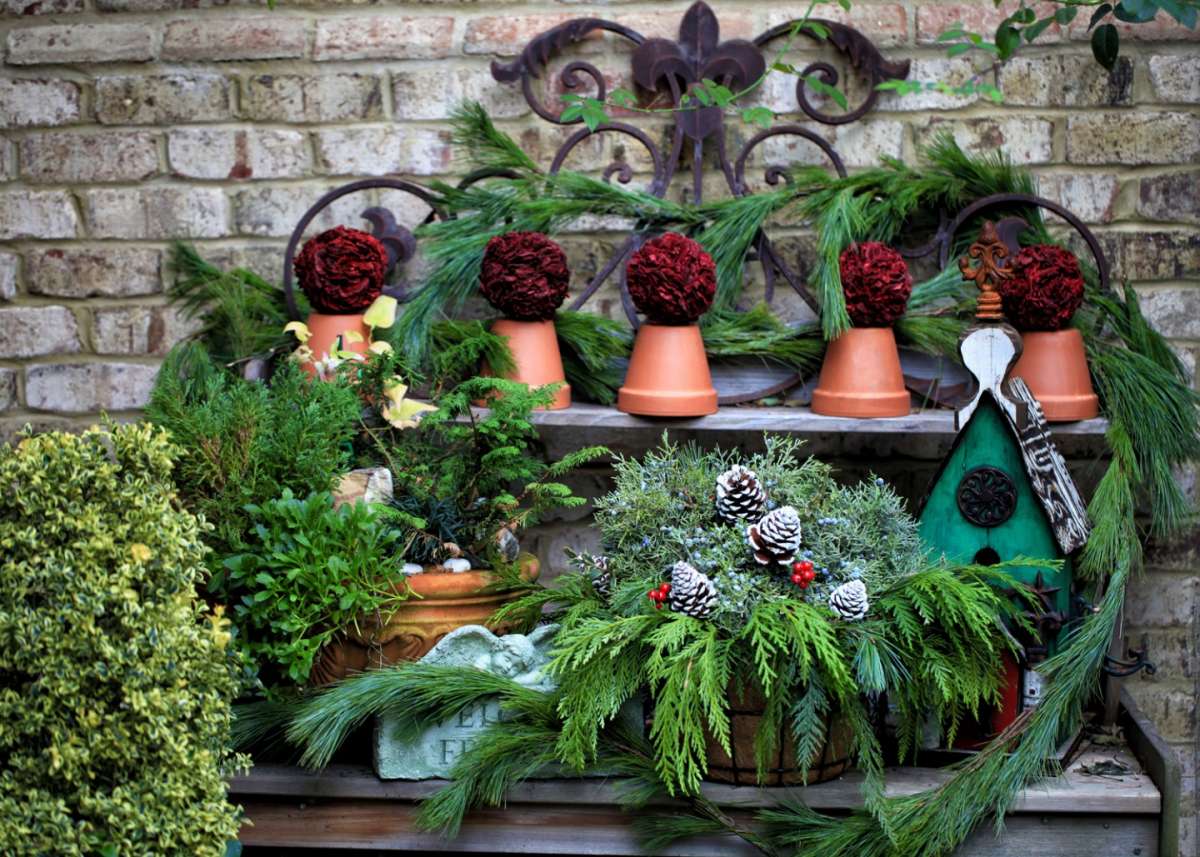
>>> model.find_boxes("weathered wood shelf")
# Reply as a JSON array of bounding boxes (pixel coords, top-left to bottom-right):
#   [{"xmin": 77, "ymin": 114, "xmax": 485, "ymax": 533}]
[
  {"xmin": 231, "ymin": 752, "xmax": 1158, "ymax": 855},
  {"xmin": 231, "ymin": 692, "xmax": 1177, "ymax": 857},
  {"xmin": 520, "ymin": 404, "xmax": 1110, "ymax": 461}
]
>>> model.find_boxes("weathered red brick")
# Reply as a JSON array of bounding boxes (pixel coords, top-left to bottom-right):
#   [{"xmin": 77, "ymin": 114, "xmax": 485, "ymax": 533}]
[
  {"xmin": 1068, "ymin": 9, "xmax": 1200, "ymax": 41},
  {"xmin": 163, "ymin": 16, "xmax": 307, "ymax": 61},
  {"xmin": 1149, "ymin": 55, "xmax": 1200, "ymax": 103},
  {"xmin": 0, "ymin": 252, "xmax": 17, "ymax": 303},
  {"xmin": 463, "ymin": 14, "xmax": 582, "ymax": 56},
  {"xmin": 19, "ymin": 131, "xmax": 159, "ymax": 184},
  {"xmin": 6, "ymin": 23, "xmax": 156, "ymax": 64},
  {"xmin": 998, "ymin": 55, "xmax": 1133, "ymax": 107},
  {"xmin": 82, "ymin": 188, "xmax": 229, "ymax": 239},
  {"xmin": 1067, "ymin": 112, "xmax": 1200, "ymax": 165},
  {"xmin": 92, "ymin": 305, "xmax": 201, "ymax": 356},
  {"xmin": 0, "ymin": 306, "xmax": 81, "ymax": 359},
  {"xmin": 2, "ymin": 0, "xmax": 84, "ymax": 15},
  {"xmin": 94, "ymin": 73, "xmax": 231, "ymax": 125},
  {"xmin": 314, "ymin": 16, "xmax": 453, "ymax": 61},
  {"xmin": 168, "ymin": 128, "xmax": 311, "ymax": 181},
  {"xmin": 918, "ymin": 117, "xmax": 1053, "ymax": 164},
  {"xmin": 242, "ymin": 73, "xmax": 384, "ymax": 122},
  {"xmin": 25, "ymin": 361, "xmax": 159, "ymax": 413},
  {"xmin": 26, "ymin": 247, "xmax": 162, "ymax": 298},
  {"xmin": 917, "ymin": 1, "xmax": 1063, "ymax": 44},
  {"xmin": 1138, "ymin": 172, "xmax": 1200, "ymax": 224},
  {"xmin": 0, "ymin": 78, "xmax": 79, "ymax": 129},
  {"xmin": 0, "ymin": 190, "xmax": 78, "ymax": 240},
  {"xmin": 763, "ymin": 4, "xmax": 908, "ymax": 47}
]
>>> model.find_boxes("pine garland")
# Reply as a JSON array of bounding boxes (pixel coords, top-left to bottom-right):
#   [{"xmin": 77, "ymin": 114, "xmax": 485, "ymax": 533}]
[
  {"xmin": 554, "ymin": 310, "xmax": 632, "ymax": 405},
  {"xmin": 168, "ymin": 241, "xmax": 298, "ymax": 366}
]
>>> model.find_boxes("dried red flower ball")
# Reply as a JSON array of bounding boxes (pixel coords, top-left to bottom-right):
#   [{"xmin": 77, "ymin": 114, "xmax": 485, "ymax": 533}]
[
  {"xmin": 626, "ymin": 232, "xmax": 717, "ymax": 325},
  {"xmin": 998, "ymin": 244, "xmax": 1086, "ymax": 332},
  {"xmin": 839, "ymin": 242, "xmax": 913, "ymax": 327},
  {"xmin": 480, "ymin": 231, "xmax": 570, "ymax": 321},
  {"xmin": 295, "ymin": 226, "xmax": 389, "ymax": 314}
]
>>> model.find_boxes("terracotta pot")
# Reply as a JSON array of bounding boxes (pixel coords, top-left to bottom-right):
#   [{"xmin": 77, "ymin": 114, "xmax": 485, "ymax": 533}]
[
  {"xmin": 484, "ymin": 318, "xmax": 571, "ymax": 410},
  {"xmin": 1008, "ymin": 328, "xmax": 1099, "ymax": 422},
  {"xmin": 811, "ymin": 327, "xmax": 910, "ymax": 418},
  {"xmin": 309, "ymin": 554, "xmax": 540, "ymax": 686},
  {"xmin": 301, "ymin": 312, "xmax": 370, "ymax": 379},
  {"xmin": 618, "ymin": 323, "xmax": 718, "ymax": 417},
  {"xmin": 704, "ymin": 682, "xmax": 854, "ymax": 786}
]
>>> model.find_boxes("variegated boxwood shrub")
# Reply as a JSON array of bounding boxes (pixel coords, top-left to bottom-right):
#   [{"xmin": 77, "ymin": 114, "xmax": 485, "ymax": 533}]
[{"xmin": 0, "ymin": 424, "xmax": 246, "ymax": 856}]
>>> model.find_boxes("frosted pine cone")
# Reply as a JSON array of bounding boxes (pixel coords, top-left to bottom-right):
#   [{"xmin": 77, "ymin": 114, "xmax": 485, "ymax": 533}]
[
  {"xmin": 589, "ymin": 554, "xmax": 611, "ymax": 601},
  {"xmin": 829, "ymin": 580, "xmax": 869, "ymax": 621},
  {"xmin": 715, "ymin": 465, "xmax": 767, "ymax": 524},
  {"xmin": 667, "ymin": 561, "xmax": 718, "ymax": 620},
  {"xmin": 746, "ymin": 505, "xmax": 802, "ymax": 565}
]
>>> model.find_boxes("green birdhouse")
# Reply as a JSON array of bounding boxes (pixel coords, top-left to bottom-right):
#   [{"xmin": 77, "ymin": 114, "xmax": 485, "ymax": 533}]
[{"xmin": 918, "ymin": 223, "xmax": 1091, "ymax": 730}]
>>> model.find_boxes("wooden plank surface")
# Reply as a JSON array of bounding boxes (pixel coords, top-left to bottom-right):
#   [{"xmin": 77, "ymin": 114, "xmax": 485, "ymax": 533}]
[
  {"xmin": 510, "ymin": 404, "xmax": 1110, "ymax": 461},
  {"xmin": 236, "ymin": 799, "xmax": 1158, "ymax": 856},
  {"xmin": 231, "ymin": 749, "xmax": 1159, "ymax": 814}
]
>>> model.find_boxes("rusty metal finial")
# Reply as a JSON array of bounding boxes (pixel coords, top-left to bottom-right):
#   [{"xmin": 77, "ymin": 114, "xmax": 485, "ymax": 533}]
[{"xmin": 959, "ymin": 221, "xmax": 1011, "ymax": 323}]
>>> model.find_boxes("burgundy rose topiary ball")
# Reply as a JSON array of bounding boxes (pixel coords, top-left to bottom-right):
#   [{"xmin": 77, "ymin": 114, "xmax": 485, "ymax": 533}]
[
  {"xmin": 839, "ymin": 242, "xmax": 913, "ymax": 327},
  {"xmin": 997, "ymin": 244, "xmax": 1086, "ymax": 332},
  {"xmin": 295, "ymin": 226, "xmax": 389, "ymax": 314},
  {"xmin": 480, "ymin": 231, "xmax": 571, "ymax": 321},
  {"xmin": 626, "ymin": 232, "xmax": 717, "ymax": 325}
]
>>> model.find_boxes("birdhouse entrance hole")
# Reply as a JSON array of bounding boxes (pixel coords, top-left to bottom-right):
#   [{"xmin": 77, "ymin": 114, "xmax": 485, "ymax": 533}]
[{"xmin": 974, "ymin": 547, "xmax": 1002, "ymax": 566}]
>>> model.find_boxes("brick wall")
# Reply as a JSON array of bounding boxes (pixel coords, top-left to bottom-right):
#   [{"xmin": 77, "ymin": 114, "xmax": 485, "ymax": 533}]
[{"xmin": 0, "ymin": 0, "xmax": 1196, "ymax": 850}]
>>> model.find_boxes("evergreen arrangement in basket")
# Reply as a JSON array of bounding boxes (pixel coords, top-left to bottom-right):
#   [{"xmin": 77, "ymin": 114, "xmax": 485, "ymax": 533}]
[
  {"xmin": 270, "ymin": 437, "xmax": 1036, "ymax": 825},
  {"xmin": 451, "ymin": 437, "xmax": 1030, "ymax": 795}
]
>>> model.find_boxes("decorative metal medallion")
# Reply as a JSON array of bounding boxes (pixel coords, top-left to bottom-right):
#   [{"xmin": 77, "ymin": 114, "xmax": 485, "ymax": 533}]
[{"xmin": 956, "ymin": 466, "xmax": 1017, "ymax": 528}]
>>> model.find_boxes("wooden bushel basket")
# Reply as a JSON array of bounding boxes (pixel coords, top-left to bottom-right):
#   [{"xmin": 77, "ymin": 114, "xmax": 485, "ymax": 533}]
[{"xmin": 704, "ymin": 682, "xmax": 854, "ymax": 786}]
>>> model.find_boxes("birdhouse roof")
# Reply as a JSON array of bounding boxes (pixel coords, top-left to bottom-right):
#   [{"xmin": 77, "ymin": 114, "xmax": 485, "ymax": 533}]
[{"xmin": 953, "ymin": 325, "xmax": 1091, "ymax": 554}]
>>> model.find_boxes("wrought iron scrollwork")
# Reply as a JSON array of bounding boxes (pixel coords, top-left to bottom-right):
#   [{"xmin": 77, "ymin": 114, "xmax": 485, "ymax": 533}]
[
  {"xmin": 282, "ymin": 178, "xmax": 445, "ymax": 319},
  {"xmin": 490, "ymin": 18, "xmax": 645, "ymax": 125},
  {"xmin": 753, "ymin": 18, "xmax": 910, "ymax": 125}
]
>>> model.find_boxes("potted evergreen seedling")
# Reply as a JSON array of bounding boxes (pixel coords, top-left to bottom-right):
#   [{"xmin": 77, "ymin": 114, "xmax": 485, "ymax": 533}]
[
  {"xmin": 618, "ymin": 232, "xmax": 719, "ymax": 417},
  {"xmin": 812, "ymin": 242, "xmax": 913, "ymax": 418},
  {"xmin": 292, "ymin": 225, "xmax": 390, "ymax": 379},
  {"xmin": 479, "ymin": 231, "xmax": 573, "ymax": 410},
  {"xmin": 313, "ymin": 376, "xmax": 605, "ymax": 682},
  {"xmin": 1000, "ymin": 244, "xmax": 1099, "ymax": 421}
]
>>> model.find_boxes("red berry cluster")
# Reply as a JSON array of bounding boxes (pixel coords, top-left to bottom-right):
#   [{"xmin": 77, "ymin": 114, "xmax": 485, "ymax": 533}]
[
  {"xmin": 647, "ymin": 582, "xmax": 671, "ymax": 609},
  {"xmin": 790, "ymin": 560, "xmax": 816, "ymax": 589}
]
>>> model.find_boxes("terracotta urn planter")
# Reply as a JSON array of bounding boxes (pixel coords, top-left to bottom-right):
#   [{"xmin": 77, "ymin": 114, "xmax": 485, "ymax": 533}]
[
  {"xmin": 301, "ymin": 312, "xmax": 370, "ymax": 379},
  {"xmin": 811, "ymin": 327, "xmax": 911, "ymax": 418},
  {"xmin": 310, "ymin": 554, "xmax": 540, "ymax": 686},
  {"xmin": 485, "ymin": 318, "xmax": 571, "ymax": 410},
  {"xmin": 1008, "ymin": 328, "xmax": 1099, "ymax": 422},
  {"xmin": 704, "ymin": 682, "xmax": 854, "ymax": 786},
  {"xmin": 618, "ymin": 323, "xmax": 718, "ymax": 417}
]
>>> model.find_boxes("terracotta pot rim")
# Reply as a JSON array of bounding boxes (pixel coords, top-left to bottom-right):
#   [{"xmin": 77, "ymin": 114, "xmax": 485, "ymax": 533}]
[{"xmin": 393, "ymin": 553, "xmax": 540, "ymax": 598}]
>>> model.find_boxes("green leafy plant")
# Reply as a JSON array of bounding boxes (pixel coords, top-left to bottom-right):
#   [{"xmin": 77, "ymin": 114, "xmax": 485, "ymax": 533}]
[
  {"xmin": 221, "ymin": 490, "xmax": 406, "ymax": 687},
  {"xmin": 371, "ymin": 375, "xmax": 607, "ymax": 568},
  {"xmin": 894, "ymin": 0, "xmax": 1198, "ymax": 102},
  {"xmin": 0, "ymin": 424, "xmax": 245, "ymax": 856},
  {"xmin": 147, "ymin": 343, "xmax": 363, "ymax": 562}
]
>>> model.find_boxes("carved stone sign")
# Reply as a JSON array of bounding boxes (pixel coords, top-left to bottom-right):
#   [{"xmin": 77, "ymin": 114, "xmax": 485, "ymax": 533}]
[{"xmin": 374, "ymin": 624, "xmax": 559, "ymax": 780}]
